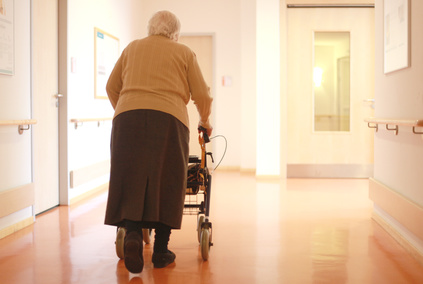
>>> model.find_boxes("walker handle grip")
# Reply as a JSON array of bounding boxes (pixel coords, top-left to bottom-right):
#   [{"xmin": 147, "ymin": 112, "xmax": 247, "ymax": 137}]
[{"xmin": 198, "ymin": 126, "xmax": 210, "ymax": 143}]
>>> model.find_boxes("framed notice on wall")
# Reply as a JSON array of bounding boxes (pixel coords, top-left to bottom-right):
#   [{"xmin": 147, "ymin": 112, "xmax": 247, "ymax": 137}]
[
  {"xmin": 94, "ymin": 27, "xmax": 119, "ymax": 99},
  {"xmin": 0, "ymin": 0, "xmax": 14, "ymax": 75},
  {"xmin": 384, "ymin": 0, "xmax": 410, "ymax": 74}
]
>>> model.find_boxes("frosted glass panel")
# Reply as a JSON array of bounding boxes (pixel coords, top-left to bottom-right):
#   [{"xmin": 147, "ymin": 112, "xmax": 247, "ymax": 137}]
[{"xmin": 314, "ymin": 32, "xmax": 350, "ymax": 132}]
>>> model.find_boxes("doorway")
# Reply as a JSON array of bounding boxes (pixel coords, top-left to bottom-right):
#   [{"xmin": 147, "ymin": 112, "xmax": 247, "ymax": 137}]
[{"xmin": 286, "ymin": 7, "xmax": 375, "ymax": 178}]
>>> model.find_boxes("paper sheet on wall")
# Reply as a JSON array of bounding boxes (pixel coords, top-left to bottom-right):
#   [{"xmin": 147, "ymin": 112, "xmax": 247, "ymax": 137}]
[
  {"xmin": 0, "ymin": 0, "xmax": 14, "ymax": 75},
  {"xmin": 384, "ymin": 0, "xmax": 409, "ymax": 73},
  {"xmin": 95, "ymin": 28, "xmax": 119, "ymax": 99}
]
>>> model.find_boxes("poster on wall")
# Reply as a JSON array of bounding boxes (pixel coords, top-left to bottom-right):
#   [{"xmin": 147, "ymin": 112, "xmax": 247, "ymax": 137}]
[
  {"xmin": 384, "ymin": 0, "xmax": 409, "ymax": 74},
  {"xmin": 0, "ymin": 0, "xmax": 14, "ymax": 75},
  {"xmin": 94, "ymin": 27, "xmax": 119, "ymax": 99}
]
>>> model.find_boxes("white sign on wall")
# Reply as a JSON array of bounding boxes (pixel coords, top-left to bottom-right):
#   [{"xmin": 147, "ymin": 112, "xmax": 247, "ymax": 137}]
[
  {"xmin": 0, "ymin": 0, "xmax": 14, "ymax": 75},
  {"xmin": 94, "ymin": 27, "xmax": 119, "ymax": 99},
  {"xmin": 384, "ymin": 0, "xmax": 409, "ymax": 74}
]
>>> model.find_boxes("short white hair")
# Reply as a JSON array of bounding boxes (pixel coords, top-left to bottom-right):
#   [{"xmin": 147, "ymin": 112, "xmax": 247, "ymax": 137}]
[{"xmin": 148, "ymin": 10, "xmax": 181, "ymax": 41}]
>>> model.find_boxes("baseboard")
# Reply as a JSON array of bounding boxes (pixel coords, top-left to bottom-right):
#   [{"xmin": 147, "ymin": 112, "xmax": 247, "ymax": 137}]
[
  {"xmin": 369, "ymin": 178, "xmax": 423, "ymax": 266},
  {"xmin": 0, "ymin": 217, "xmax": 34, "ymax": 240},
  {"xmin": 215, "ymin": 167, "xmax": 256, "ymax": 175},
  {"xmin": 287, "ymin": 164, "xmax": 373, "ymax": 178},
  {"xmin": 216, "ymin": 166, "xmax": 240, "ymax": 172},
  {"xmin": 256, "ymin": 174, "xmax": 281, "ymax": 180},
  {"xmin": 240, "ymin": 168, "xmax": 256, "ymax": 174},
  {"xmin": 0, "ymin": 183, "xmax": 34, "ymax": 218},
  {"xmin": 372, "ymin": 211, "xmax": 423, "ymax": 266},
  {"xmin": 70, "ymin": 182, "xmax": 109, "ymax": 205},
  {"xmin": 70, "ymin": 159, "xmax": 110, "ymax": 188}
]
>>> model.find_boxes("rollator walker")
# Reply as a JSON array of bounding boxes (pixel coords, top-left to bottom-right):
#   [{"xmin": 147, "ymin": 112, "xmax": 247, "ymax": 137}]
[
  {"xmin": 185, "ymin": 126, "xmax": 213, "ymax": 260},
  {"xmin": 115, "ymin": 126, "xmax": 214, "ymax": 261}
]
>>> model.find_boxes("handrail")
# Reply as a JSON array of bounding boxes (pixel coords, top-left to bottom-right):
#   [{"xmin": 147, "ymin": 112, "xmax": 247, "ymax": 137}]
[
  {"xmin": 365, "ymin": 117, "xmax": 423, "ymax": 135},
  {"xmin": 315, "ymin": 114, "xmax": 349, "ymax": 118},
  {"xmin": 0, "ymin": 119, "xmax": 38, "ymax": 126},
  {"xmin": 287, "ymin": 4, "xmax": 374, "ymax": 8},
  {"xmin": 0, "ymin": 119, "xmax": 37, "ymax": 134},
  {"xmin": 69, "ymin": 117, "xmax": 112, "ymax": 129}
]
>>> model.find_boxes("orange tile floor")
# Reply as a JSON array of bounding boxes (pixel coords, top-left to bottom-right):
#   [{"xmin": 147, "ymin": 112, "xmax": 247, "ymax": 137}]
[{"xmin": 1, "ymin": 172, "xmax": 422, "ymax": 283}]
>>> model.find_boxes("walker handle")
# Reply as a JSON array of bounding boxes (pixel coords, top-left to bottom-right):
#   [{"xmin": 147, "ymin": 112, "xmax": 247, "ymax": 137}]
[{"xmin": 198, "ymin": 126, "xmax": 210, "ymax": 143}]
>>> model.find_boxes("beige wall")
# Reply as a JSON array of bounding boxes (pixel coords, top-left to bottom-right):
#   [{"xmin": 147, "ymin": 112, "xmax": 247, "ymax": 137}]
[{"xmin": 372, "ymin": 0, "xmax": 423, "ymax": 261}]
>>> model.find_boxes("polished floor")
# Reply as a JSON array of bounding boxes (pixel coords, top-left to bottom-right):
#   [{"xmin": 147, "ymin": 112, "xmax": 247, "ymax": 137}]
[{"xmin": 1, "ymin": 172, "xmax": 423, "ymax": 284}]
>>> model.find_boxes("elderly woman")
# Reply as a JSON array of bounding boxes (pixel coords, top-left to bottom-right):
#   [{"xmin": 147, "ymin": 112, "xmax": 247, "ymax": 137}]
[{"xmin": 104, "ymin": 11, "xmax": 213, "ymax": 273}]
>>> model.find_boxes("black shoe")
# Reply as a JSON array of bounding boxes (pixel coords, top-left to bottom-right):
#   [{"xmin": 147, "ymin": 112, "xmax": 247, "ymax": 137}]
[
  {"xmin": 124, "ymin": 231, "xmax": 144, "ymax": 273},
  {"xmin": 152, "ymin": 250, "xmax": 176, "ymax": 268}
]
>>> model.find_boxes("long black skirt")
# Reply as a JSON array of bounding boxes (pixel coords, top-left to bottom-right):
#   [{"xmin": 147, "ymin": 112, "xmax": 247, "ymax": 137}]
[{"xmin": 104, "ymin": 109, "xmax": 189, "ymax": 229}]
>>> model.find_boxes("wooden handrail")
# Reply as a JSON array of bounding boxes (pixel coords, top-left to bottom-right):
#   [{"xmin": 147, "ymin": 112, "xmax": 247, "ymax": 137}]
[
  {"xmin": 365, "ymin": 117, "xmax": 423, "ymax": 135},
  {"xmin": 0, "ymin": 119, "xmax": 37, "ymax": 126},
  {"xmin": 69, "ymin": 117, "xmax": 112, "ymax": 129},
  {"xmin": 0, "ymin": 119, "xmax": 37, "ymax": 134}
]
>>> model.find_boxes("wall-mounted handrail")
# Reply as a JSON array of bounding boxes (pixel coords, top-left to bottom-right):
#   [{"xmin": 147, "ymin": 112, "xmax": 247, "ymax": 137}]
[
  {"xmin": 365, "ymin": 117, "xmax": 423, "ymax": 135},
  {"xmin": 70, "ymin": 117, "xmax": 112, "ymax": 129},
  {"xmin": 287, "ymin": 4, "xmax": 375, "ymax": 8},
  {"xmin": 0, "ymin": 119, "xmax": 37, "ymax": 134}
]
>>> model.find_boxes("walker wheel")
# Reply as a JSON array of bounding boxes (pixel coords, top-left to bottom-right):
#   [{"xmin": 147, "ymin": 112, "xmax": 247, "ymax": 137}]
[
  {"xmin": 115, "ymin": 227, "xmax": 126, "ymax": 259},
  {"xmin": 142, "ymin": 228, "xmax": 152, "ymax": 244},
  {"xmin": 197, "ymin": 215, "xmax": 205, "ymax": 242},
  {"xmin": 200, "ymin": 228, "xmax": 210, "ymax": 261}
]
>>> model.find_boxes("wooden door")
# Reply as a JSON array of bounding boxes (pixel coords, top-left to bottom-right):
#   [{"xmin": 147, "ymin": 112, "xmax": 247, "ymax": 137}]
[
  {"xmin": 286, "ymin": 7, "xmax": 375, "ymax": 177},
  {"xmin": 32, "ymin": 0, "xmax": 60, "ymax": 214}
]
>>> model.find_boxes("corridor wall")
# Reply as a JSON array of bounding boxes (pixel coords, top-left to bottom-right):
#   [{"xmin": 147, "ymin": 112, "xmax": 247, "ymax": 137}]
[{"xmin": 371, "ymin": 0, "xmax": 423, "ymax": 265}]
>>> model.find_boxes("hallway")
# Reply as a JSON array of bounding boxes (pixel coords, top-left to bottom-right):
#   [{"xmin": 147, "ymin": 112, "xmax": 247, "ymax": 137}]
[{"xmin": 0, "ymin": 172, "xmax": 422, "ymax": 284}]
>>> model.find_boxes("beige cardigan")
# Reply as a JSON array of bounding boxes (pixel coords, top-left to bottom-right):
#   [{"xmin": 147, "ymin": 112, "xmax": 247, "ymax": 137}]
[{"xmin": 106, "ymin": 35, "xmax": 212, "ymax": 130}]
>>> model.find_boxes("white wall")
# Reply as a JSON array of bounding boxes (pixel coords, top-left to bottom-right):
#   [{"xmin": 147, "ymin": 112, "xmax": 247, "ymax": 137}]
[
  {"xmin": 65, "ymin": 0, "xmax": 145, "ymax": 200},
  {"xmin": 256, "ymin": 0, "xmax": 281, "ymax": 176},
  {"xmin": 240, "ymin": 0, "xmax": 257, "ymax": 171},
  {"xmin": 372, "ymin": 0, "xmax": 423, "ymax": 257},
  {"xmin": 374, "ymin": 0, "xmax": 423, "ymax": 206}
]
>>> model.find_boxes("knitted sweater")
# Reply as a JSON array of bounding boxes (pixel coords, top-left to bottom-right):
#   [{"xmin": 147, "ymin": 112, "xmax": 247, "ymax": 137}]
[{"xmin": 106, "ymin": 35, "xmax": 212, "ymax": 129}]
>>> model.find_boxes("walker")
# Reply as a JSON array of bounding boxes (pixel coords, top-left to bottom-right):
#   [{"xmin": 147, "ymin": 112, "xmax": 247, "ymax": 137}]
[{"xmin": 184, "ymin": 126, "xmax": 214, "ymax": 260}]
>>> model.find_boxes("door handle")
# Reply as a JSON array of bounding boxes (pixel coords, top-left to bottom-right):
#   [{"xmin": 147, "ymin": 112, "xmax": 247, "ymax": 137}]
[{"xmin": 54, "ymin": 93, "xmax": 63, "ymax": 107}]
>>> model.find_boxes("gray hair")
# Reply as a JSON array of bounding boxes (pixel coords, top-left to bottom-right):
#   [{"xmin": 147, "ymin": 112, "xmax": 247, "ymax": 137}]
[{"xmin": 148, "ymin": 10, "xmax": 181, "ymax": 41}]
